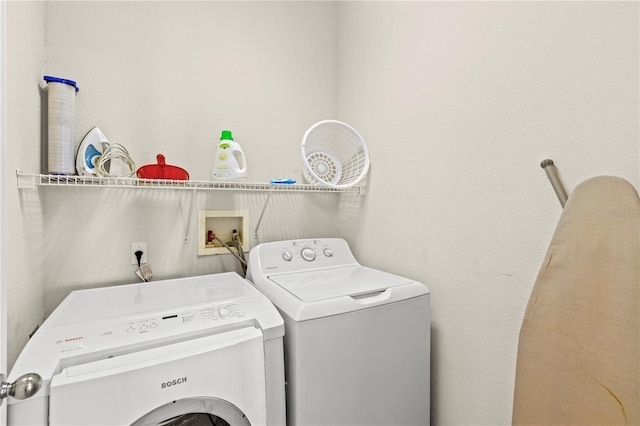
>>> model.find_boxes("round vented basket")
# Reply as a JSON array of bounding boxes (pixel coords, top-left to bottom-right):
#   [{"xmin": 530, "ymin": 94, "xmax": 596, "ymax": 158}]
[{"xmin": 301, "ymin": 120, "xmax": 370, "ymax": 189}]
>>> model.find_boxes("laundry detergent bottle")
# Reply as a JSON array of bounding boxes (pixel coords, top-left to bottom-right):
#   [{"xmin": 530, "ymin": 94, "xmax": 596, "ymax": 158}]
[{"xmin": 212, "ymin": 130, "xmax": 247, "ymax": 180}]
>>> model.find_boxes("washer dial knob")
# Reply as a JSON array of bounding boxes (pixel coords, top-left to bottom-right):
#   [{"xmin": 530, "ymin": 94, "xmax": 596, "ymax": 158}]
[
  {"xmin": 301, "ymin": 247, "xmax": 316, "ymax": 261},
  {"xmin": 323, "ymin": 248, "xmax": 334, "ymax": 257},
  {"xmin": 282, "ymin": 251, "xmax": 293, "ymax": 262}
]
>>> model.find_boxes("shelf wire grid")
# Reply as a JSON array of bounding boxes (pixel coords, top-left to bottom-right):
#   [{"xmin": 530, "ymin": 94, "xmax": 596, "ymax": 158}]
[{"xmin": 16, "ymin": 171, "xmax": 365, "ymax": 194}]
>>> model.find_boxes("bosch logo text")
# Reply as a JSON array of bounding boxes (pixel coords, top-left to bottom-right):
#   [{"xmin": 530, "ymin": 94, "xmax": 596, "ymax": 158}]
[{"xmin": 161, "ymin": 377, "xmax": 187, "ymax": 389}]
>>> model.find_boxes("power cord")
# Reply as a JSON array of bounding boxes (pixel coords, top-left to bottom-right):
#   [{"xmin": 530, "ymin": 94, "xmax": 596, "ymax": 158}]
[
  {"xmin": 95, "ymin": 143, "xmax": 137, "ymax": 177},
  {"xmin": 134, "ymin": 250, "xmax": 153, "ymax": 282}
]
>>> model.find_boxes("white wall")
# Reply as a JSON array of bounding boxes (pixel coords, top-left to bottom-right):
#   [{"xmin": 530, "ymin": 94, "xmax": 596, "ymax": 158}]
[
  {"xmin": 6, "ymin": 0, "xmax": 351, "ymax": 367},
  {"xmin": 6, "ymin": 0, "xmax": 46, "ymax": 376},
  {"xmin": 5, "ymin": 1, "xmax": 639, "ymax": 425},
  {"xmin": 337, "ymin": 2, "xmax": 639, "ymax": 425},
  {"xmin": 0, "ymin": 2, "xmax": 7, "ymax": 423},
  {"xmin": 44, "ymin": 0, "xmax": 338, "ymax": 182}
]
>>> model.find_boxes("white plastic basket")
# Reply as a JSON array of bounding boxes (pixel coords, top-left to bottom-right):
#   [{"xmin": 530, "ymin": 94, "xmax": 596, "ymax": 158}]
[{"xmin": 301, "ymin": 120, "xmax": 370, "ymax": 188}]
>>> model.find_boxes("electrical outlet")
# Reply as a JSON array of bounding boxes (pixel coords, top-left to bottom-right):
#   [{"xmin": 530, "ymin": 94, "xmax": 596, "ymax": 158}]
[{"xmin": 131, "ymin": 242, "xmax": 148, "ymax": 265}]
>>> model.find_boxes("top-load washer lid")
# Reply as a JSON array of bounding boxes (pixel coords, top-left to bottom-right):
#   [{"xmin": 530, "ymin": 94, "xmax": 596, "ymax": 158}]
[
  {"xmin": 263, "ymin": 265, "xmax": 427, "ymax": 321},
  {"xmin": 248, "ymin": 238, "xmax": 430, "ymax": 322},
  {"xmin": 268, "ymin": 265, "xmax": 411, "ymax": 302}
]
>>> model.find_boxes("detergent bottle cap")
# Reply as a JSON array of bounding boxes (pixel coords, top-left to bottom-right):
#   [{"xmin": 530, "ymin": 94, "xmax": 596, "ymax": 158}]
[{"xmin": 220, "ymin": 130, "xmax": 233, "ymax": 141}]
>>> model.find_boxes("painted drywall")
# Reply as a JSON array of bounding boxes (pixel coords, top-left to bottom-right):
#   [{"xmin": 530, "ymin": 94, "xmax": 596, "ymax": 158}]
[
  {"xmin": 5, "ymin": 1, "xmax": 639, "ymax": 425},
  {"xmin": 5, "ymin": 0, "xmax": 47, "ymax": 375},
  {"xmin": 0, "ymin": 5, "xmax": 7, "ymax": 424},
  {"xmin": 5, "ymin": 1, "xmax": 356, "ymax": 368},
  {"xmin": 337, "ymin": 2, "xmax": 639, "ymax": 425},
  {"xmin": 43, "ymin": 1, "xmax": 338, "ymax": 183}
]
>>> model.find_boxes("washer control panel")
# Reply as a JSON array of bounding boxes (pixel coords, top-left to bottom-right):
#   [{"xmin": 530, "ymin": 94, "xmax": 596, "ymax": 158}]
[
  {"xmin": 252, "ymin": 238, "xmax": 357, "ymax": 275},
  {"xmin": 54, "ymin": 302, "xmax": 246, "ymax": 354},
  {"xmin": 123, "ymin": 303, "xmax": 245, "ymax": 334},
  {"xmin": 283, "ymin": 246, "xmax": 335, "ymax": 263}
]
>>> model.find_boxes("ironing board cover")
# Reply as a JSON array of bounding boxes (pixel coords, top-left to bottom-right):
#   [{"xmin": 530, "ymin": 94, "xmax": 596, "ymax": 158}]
[{"xmin": 513, "ymin": 176, "xmax": 639, "ymax": 425}]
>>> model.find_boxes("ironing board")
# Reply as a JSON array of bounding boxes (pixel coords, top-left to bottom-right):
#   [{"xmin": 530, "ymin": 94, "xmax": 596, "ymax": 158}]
[{"xmin": 513, "ymin": 176, "xmax": 639, "ymax": 425}]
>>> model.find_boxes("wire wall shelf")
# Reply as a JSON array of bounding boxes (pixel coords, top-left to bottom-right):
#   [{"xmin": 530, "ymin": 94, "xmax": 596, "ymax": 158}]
[{"xmin": 16, "ymin": 171, "xmax": 366, "ymax": 195}]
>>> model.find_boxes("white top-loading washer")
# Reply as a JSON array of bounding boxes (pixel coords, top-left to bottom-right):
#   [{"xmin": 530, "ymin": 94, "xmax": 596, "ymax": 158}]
[
  {"xmin": 6, "ymin": 272, "xmax": 286, "ymax": 426},
  {"xmin": 247, "ymin": 238, "xmax": 431, "ymax": 426}
]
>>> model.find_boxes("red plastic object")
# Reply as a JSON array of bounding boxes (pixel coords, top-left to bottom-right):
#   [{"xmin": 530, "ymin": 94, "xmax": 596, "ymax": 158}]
[{"xmin": 137, "ymin": 154, "xmax": 189, "ymax": 180}]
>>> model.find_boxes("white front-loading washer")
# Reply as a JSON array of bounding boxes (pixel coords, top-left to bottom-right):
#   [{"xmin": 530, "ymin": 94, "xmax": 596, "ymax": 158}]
[
  {"xmin": 247, "ymin": 238, "xmax": 431, "ymax": 426},
  {"xmin": 6, "ymin": 272, "xmax": 286, "ymax": 426}
]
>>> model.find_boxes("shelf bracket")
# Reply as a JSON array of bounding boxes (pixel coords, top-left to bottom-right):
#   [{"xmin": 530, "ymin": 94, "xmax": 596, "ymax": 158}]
[
  {"xmin": 254, "ymin": 190, "xmax": 275, "ymax": 241},
  {"xmin": 183, "ymin": 188, "xmax": 197, "ymax": 243},
  {"xmin": 16, "ymin": 170, "xmax": 36, "ymax": 189}
]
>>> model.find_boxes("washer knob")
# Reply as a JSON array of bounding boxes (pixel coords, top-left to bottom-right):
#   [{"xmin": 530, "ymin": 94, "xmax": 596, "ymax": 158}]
[
  {"xmin": 323, "ymin": 248, "xmax": 334, "ymax": 257},
  {"xmin": 282, "ymin": 251, "xmax": 293, "ymax": 261},
  {"xmin": 301, "ymin": 248, "xmax": 316, "ymax": 261}
]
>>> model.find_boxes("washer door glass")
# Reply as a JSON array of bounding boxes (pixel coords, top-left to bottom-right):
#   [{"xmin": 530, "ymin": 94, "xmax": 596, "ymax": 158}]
[{"xmin": 130, "ymin": 397, "xmax": 251, "ymax": 426}]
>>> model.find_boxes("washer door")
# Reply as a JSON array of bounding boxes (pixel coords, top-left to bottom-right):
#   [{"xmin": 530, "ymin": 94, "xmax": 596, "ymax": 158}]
[
  {"xmin": 48, "ymin": 327, "xmax": 267, "ymax": 425},
  {"xmin": 131, "ymin": 397, "xmax": 250, "ymax": 426}
]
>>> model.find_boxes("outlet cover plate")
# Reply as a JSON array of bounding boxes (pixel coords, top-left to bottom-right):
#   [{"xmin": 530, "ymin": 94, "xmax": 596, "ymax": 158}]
[{"xmin": 131, "ymin": 242, "xmax": 148, "ymax": 265}]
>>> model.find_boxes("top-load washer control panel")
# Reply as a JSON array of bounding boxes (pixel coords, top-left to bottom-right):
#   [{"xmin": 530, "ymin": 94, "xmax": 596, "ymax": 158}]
[
  {"xmin": 284, "ymin": 245, "xmax": 332, "ymax": 263},
  {"xmin": 249, "ymin": 238, "xmax": 359, "ymax": 276}
]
